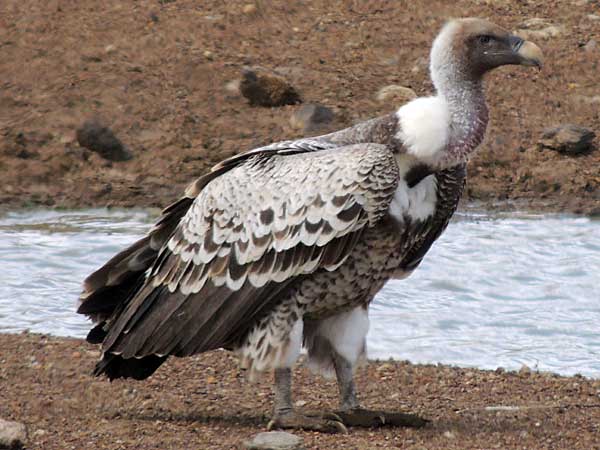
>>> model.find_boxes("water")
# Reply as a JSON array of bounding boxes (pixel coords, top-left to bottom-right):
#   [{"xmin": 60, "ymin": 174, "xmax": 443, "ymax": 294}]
[{"xmin": 0, "ymin": 209, "xmax": 598, "ymax": 377}]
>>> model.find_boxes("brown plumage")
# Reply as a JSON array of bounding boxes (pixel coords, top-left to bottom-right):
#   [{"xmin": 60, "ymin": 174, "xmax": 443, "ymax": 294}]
[{"xmin": 78, "ymin": 18, "xmax": 543, "ymax": 432}]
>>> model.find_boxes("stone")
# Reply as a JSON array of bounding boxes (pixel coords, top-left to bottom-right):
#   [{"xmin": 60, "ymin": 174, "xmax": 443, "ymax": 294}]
[
  {"xmin": 0, "ymin": 418, "xmax": 27, "ymax": 449},
  {"xmin": 515, "ymin": 18, "xmax": 564, "ymax": 40},
  {"xmin": 539, "ymin": 124, "xmax": 596, "ymax": 156},
  {"xmin": 289, "ymin": 104, "xmax": 334, "ymax": 132},
  {"xmin": 443, "ymin": 430, "xmax": 456, "ymax": 439},
  {"xmin": 375, "ymin": 85, "xmax": 417, "ymax": 105},
  {"xmin": 583, "ymin": 39, "xmax": 597, "ymax": 52},
  {"xmin": 240, "ymin": 67, "xmax": 301, "ymax": 107},
  {"xmin": 242, "ymin": 4, "xmax": 257, "ymax": 14},
  {"xmin": 572, "ymin": 95, "xmax": 600, "ymax": 106},
  {"xmin": 225, "ymin": 79, "xmax": 241, "ymax": 94},
  {"xmin": 76, "ymin": 119, "xmax": 132, "ymax": 161},
  {"xmin": 243, "ymin": 431, "xmax": 304, "ymax": 450}
]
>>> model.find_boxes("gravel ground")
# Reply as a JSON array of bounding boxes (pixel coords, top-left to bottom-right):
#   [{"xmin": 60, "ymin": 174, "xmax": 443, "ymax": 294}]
[{"xmin": 1, "ymin": 332, "xmax": 599, "ymax": 449}]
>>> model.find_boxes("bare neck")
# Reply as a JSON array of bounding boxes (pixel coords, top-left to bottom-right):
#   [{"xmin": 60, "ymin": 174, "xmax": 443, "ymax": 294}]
[{"xmin": 435, "ymin": 72, "xmax": 489, "ymax": 165}]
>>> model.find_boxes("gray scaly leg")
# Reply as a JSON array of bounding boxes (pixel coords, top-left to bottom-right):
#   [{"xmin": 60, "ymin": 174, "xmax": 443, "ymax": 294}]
[
  {"xmin": 267, "ymin": 368, "xmax": 347, "ymax": 433},
  {"xmin": 332, "ymin": 352, "xmax": 428, "ymax": 428}
]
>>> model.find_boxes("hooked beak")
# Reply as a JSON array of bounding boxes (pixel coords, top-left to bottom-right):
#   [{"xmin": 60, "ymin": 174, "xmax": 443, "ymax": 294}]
[{"xmin": 509, "ymin": 35, "xmax": 544, "ymax": 69}]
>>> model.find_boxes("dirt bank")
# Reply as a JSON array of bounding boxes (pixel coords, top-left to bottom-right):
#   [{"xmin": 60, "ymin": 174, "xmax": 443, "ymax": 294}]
[
  {"xmin": 1, "ymin": 333, "xmax": 599, "ymax": 449},
  {"xmin": 1, "ymin": 0, "xmax": 599, "ymax": 214}
]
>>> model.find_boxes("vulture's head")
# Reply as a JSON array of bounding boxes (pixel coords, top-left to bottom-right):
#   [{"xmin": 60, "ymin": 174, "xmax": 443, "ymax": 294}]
[{"xmin": 430, "ymin": 18, "xmax": 543, "ymax": 89}]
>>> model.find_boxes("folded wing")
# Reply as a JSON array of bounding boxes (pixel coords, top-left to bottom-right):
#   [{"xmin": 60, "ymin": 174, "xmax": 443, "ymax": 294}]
[{"xmin": 93, "ymin": 144, "xmax": 399, "ymax": 364}]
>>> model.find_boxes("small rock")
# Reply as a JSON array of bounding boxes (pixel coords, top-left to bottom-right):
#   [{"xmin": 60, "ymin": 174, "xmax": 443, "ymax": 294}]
[
  {"xmin": 240, "ymin": 67, "xmax": 301, "ymax": 107},
  {"xmin": 539, "ymin": 124, "xmax": 596, "ymax": 155},
  {"xmin": 375, "ymin": 85, "xmax": 417, "ymax": 105},
  {"xmin": 583, "ymin": 39, "xmax": 597, "ymax": 52},
  {"xmin": 289, "ymin": 104, "xmax": 334, "ymax": 132},
  {"xmin": 294, "ymin": 400, "xmax": 307, "ymax": 407},
  {"xmin": 225, "ymin": 79, "xmax": 241, "ymax": 95},
  {"xmin": 104, "ymin": 44, "xmax": 116, "ymax": 54},
  {"xmin": 515, "ymin": 18, "xmax": 564, "ymax": 40},
  {"xmin": 443, "ymin": 430, "xmax": 456, "ymax": 439},
  {"xmin": 76, "ymin": 119, "xmax": 132, "ymax": 161},
  {"xmin": 244, "ymin": 431, "xmax": 303, "ymax": 450},
  {"xmin": 203, "ymin": 50, "xmax": 214, "ymax": 60},
  {"xmin": 0, "ymin": 418, "xmax": 27, "ymax": 449},
  {"xmin": 242, "ymin": 4, "xmax": 257, "ymax": 14},
  {"xmin": 519, "ymin": 364, "xmax": 532, "ymax": 376},
  {"xmin": 572, "ymin": 95, "xmax": 600, "ymax": 106},
  {"xmin": 376, "ymin": 362, "xmax": 394, "ymax": 372},
  {"xmin": 587, "ymin": 14, "xmax": 600, "ymax": 21}
]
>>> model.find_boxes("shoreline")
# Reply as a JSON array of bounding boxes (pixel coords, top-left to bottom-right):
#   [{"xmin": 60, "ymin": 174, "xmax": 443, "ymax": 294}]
[{"xmin": 2, "ymin": 332, "xmax": 599, "ymax": 449}]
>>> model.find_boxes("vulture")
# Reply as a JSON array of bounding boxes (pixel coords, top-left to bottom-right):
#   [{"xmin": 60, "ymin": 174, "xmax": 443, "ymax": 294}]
[{"xmin": 78, "ymin": 18, "xmax": 543, "ymax": 432}]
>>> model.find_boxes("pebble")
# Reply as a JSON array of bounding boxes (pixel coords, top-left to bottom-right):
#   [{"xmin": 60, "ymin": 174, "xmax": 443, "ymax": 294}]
[
  {"xmin": 443, "ymin": 430, "xmax": 456, "ymax": 439},
  {"xmin": 583, "ymin": 39, "xmax": 597, "ymax": 52},
  {"xmin": 240, "ymin": 67, "xmax": 301, "ymax": 107},
  {"xmin": 76, "ymin": 119, "xmax": 132, "ymax": 161},
  {"xmin": 538, "ymin": 124, "xmax": 596, "ymax": 155},
  {"xmin": 515, "ymin": 18, "xmax": 564, "ymax": 40},
  {"xmin": 225, "ymin": 79, "xmax": 241, "ymax": 95},
  {"xmin": 242, "ymin": 4, "xmax": 257, "ymax": 14},
  {"xmin": 243, "ymin": 431, "xmax": 304, "ymax": 450},
  {"xmin": 0, "ymin": 418, "xmax": 27, "ymax": 449},
  {"xmin": 289, "ymin": 103, "xmax": 334, "ymax": 132},
  {"xmin": 375, "ymin": 85, "xmax": 416, "ymax": 104}
]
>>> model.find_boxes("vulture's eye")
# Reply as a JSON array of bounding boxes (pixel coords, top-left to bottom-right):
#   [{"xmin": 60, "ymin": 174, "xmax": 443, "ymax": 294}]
[{"xmin": 478, "ymin": 35, "xmax": 492, "ymax": 45}]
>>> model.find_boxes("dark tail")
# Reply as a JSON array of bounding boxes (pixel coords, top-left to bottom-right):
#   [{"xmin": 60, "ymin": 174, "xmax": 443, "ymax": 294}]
[
  {"xmin": 77, "ymin": 166, "xmax": 234, "ymax": 327},
  {"xmin": 93, "ymin": 352, "xmax": 168, "ymax": 381}
]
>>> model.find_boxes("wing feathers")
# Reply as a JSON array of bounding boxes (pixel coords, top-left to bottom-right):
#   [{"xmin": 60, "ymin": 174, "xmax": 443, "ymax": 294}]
[{"xmin": 99, "ymin": 143, "xmax": 399, "ymax": 362}]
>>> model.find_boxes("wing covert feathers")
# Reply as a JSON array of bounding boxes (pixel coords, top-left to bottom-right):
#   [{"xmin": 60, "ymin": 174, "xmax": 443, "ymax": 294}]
[{"xmin": 98, "ymin": 143, "xmax": 399, "ymax": 361}]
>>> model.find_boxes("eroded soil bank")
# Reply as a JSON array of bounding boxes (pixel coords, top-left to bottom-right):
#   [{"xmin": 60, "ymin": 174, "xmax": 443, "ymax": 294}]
[{"xmin": 1, "ymin": 0, "xmax": 599, "ymax": 214}]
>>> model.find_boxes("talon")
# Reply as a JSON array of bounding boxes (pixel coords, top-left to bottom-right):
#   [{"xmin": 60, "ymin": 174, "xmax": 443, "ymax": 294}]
[
  {"xmin": 334, "ymin": 421, "xmax": 349, "ymax": 434},
  {"xmin": 378, "ymin": 414, "xmax": 386, "ymax": 425},
  {"xmin": 322, "ymin": 411, "xmax": 344, "ymax": 422},
  {"xmin": 269, "ymin": 411, "xmax": 347, "ymax": 433}
]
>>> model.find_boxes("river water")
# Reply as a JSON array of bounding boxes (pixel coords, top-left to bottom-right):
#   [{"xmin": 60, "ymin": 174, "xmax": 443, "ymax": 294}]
[{"xmin": 0, "ymin": 209, "xmax": 598, "ymax": 377}]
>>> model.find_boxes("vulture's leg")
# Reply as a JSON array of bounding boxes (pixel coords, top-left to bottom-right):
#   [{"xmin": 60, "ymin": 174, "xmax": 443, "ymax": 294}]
[
  {"xmin": 304, "ymin": 306, "xmax": 427, "ymax": 428},
  {"xmin": 267, "ymin": 368, "xmax": 347, "ymax": 433},
  {"xmin": 332, "ymin": 351, "xmax": 428, "ymax": 428}
]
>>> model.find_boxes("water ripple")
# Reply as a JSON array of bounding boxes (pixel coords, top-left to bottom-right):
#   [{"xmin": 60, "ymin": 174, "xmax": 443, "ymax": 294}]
[{"xmin": 0, "ymin": 209, "xmax": 598, "ymax": 377}]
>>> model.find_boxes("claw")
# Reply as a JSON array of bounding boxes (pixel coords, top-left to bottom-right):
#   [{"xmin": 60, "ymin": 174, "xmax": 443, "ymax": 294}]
[
  {"xmin": 333, "ymin": 420, "xmax": 349, "ymax": 434},
  {"xmin": 336, "ymin": 408, "xmax": 428, "ymax": 429},
  {"xmin": 268, "ymin": 411, "xmax": 348, "ymax": 434}
]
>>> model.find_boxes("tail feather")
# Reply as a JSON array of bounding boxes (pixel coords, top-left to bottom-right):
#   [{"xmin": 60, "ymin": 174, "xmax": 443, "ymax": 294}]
[
  {"xmin": 93, "ymin": 352, "xmax": 168, "ymax": 381},
  {"xmin": 77, "ymin": 165, "xmax": 233, "ymax": 327}
]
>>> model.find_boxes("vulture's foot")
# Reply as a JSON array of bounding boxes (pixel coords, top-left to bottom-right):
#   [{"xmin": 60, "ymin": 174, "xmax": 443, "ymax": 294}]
[
  {"xmin": 267, "ymin": 410, "xmax": 348, "ymax": 434},
  {"xmin": 335, "ymin": 408, "xmax": 428, "ymax": 428}
]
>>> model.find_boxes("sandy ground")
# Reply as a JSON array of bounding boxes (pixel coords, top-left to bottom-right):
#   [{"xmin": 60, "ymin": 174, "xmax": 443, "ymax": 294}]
[
  {"xmin": 1, "ymin": 332, "xmax": 600, "ymax": 449},
  {"xmin": 0, "ymin": 0, "xmax": 599, "ymax": 214}
]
